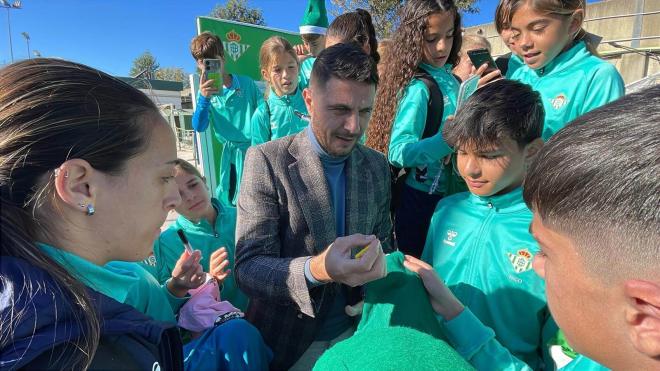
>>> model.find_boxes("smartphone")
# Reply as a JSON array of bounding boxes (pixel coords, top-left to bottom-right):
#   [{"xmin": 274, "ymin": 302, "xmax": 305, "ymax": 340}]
[
  {"xmin": 467, "ymin": 48, "xmax": 498, "ymax": 71},
  {"xmin": 457, "ymin": 74, "xmax": 479, "ymax": 108},
  {"xmin": 203, "ymin": 58, "xmax": 222, "ymax": 91}
]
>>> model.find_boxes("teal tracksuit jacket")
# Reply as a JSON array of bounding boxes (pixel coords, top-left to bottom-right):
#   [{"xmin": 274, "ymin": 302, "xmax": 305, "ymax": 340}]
[
  {"xmin": 388, "ymin": 63, "xmax": 459, "ymax": 195},
  {"xmin": 141, "ymin": 198, "xmax": 248, "ymax": 311},
  {"xmin": 507, "ymin": 41, "xmax": 624, "ymax": 141},
  {"xmin": 250, "ymin": 88, "xmax": 309, "ymax": 146},
  {"xmin": 422, "ymin": 188, "xmax": 556, "ymax": 370}
]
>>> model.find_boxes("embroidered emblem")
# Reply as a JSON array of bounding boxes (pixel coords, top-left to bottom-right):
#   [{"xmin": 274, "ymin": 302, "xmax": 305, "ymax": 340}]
[
  {"xmin": 550, "ymin": 93, "xmax": 568, "ymax": 110},
  {"xmin": 507, "ymin": 248, "xmax": 533, "ymax": 273},
  {"xmin": 223, "ymin": 30, "xmax": 251, "ymax": 62},
  {"xmin": 144, "ymin": 254, "xmax": 157, "ymax": 267},
  {"xmin": 442, "ymin": 230, "xmax": 458, "ymax": 247}
]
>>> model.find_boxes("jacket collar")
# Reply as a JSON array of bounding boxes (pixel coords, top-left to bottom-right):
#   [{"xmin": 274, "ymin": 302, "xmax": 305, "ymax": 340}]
[
  {"xmin": 533, "ymin": 41, "xmax": 589, "ymax": 77},
  {"xmin": 468, "ymin": 187, "xmax": 528, "ymax": 213},
  {"xmin": 175, "ymin": 198, "xmax": 222, "ymax": 235}
]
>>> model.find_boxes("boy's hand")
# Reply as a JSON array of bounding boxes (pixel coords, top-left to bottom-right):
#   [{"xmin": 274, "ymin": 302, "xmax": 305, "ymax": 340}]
[
  {"xmin": 293, "ymin": 44, "xmax": 309, "ymax": 56},
  {"xmin": 473, "ymin": 63, "xmax": 502, "ymax": 88},
  {"xmin": 199, "ymin": 72, "xmax": 219, "ymax": 98},
  {"xmin": 210, "ymin": 247, "xmax": 231, "ymax": 284},
  {"xmin": 168, "ymin": 250, "xmax": 205, "ymax": 297},
  {"xmin": 403, "ymin": 255, "xmax": 464, "ymax": 320}
]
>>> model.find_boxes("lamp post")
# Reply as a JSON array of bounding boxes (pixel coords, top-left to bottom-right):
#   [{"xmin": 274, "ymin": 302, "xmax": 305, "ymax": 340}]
[
  {"xmin": 0, "ymin": 0, "xmax": 22, "ymax": 63},
  {"xmin": 21, "ymin": 31, "xmax": 29, "ymax": 59}
]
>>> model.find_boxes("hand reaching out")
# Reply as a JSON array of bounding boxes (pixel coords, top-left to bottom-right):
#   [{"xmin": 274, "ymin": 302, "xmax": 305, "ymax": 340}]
[
  {"xmin": 167, "ymin": 250, "xmax": 205, "ymax": 297},
  {"xmin": 210, "ymin": 247, "xmax": 231, "ymax": 284}
]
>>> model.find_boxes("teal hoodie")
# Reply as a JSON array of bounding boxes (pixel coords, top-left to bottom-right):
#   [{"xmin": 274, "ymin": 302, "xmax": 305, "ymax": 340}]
[
  {"xmin": 507, "ymin": 41, "xmax": 624, "ymax": 141},
  {"xmin": 192, "ymin": 74, "xmax": 264, "ymax": 206},
  {"xmin": 39, "ymin": 243, "xmax": 181, "ymax": 323},
  {"xmin": 251, "ymin": 88, "xmax": 309, "ymax": 146},
  {"xmin": 388, "ymin": 63, "xmax": 458, "ymax": 195},
  {"xmin": 422, "ymin": 188, "xmax": 556, "ymax": 370},
  {"xmin": 141, "ymin": 198, "xmax": 248, "ymax": 311}
]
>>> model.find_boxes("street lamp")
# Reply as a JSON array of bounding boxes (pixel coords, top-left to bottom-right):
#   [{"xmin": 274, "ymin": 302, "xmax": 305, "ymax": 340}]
[
  {"xmin": 0, "ymin": 0, "xmax": 22, "ymax": 63},
  {"xmin": 21, "ymin": 31, "xmax": 29, "ymax": 59}
]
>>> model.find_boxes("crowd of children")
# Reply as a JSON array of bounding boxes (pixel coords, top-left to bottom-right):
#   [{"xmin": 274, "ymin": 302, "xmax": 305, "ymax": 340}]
[{"xmin": 2, "ymin": 0, "xmax": 655, "ymax": 370}]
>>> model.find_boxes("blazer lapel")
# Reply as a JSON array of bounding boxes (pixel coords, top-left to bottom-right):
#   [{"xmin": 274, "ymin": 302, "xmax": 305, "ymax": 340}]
[
  {"xmin": 287, "ymin": 132, "xmax": 336, "ymax": 255},
  {"xmin": 345, "ymin": 146, "xmax": 374, "ymax": 237}
]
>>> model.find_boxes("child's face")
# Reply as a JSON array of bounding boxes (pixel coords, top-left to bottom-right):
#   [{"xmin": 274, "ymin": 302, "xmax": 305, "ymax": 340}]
[
  {"xmin": 509, "ymin": 3, "xmax": 581, "ymax": 70},
  {"xmin": 262, "ymin": 52, "xmax": 299, "ymax": 97},
  {"xmin": 500, "ymin": 29, "xmax": 523, "ymax": 57},
  {"xmin": 303, "ymin": 35, "xmax": 326, "ymax": 57},
  {"xmin": 173, "ymin": 168, "xmax": 213, "ymax": 222},
  {"xmin": 530, "ymin": 215, "xmax": 616, "ymax": 367},
  {"xmin": 456, "ymin": 136, "xmax": 535, "ymax": 197},
  {"xmin": 421, "ymin": 11, "xmax": 455, "ymax": 68}
]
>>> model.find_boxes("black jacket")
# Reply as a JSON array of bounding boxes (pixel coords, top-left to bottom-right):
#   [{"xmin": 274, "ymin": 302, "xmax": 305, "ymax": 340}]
[{"xmin": 0, "ymin": 256, "xmax": 183, "ymax": 370}]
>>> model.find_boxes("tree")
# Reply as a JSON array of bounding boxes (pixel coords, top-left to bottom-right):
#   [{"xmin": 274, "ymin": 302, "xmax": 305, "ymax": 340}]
[
  {"xmin": 130, "ymin": 51, "xmax": 160, "ymax": 79},
  {"xmin": 330, "ymin": 0, "xmax": 479, "ymax": 39},
  {"xmin": 210, "ymin": 0, "xmax": 266, "ymax": 26},
  {"xmin": 156, "ymin": 67, "xmax": 190, "ymax": 88}
]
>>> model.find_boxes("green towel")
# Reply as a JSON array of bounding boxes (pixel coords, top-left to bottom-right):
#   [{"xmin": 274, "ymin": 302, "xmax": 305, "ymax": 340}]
[
  {"xmin": 359, "ymin": 251, "xmax": 446, "ymax": 340},
  {"xmin": 314, "ymin": 252, "xmax": 473, "ymax": 371}
]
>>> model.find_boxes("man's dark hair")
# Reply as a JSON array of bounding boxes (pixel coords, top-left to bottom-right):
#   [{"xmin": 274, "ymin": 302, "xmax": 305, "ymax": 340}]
[
  {"xmin": 310, "ymin": 43, "xmax": 378, "ymax": 89},
  {"xmin": 524, "ymin": 85, "xmax": 660, "ymax": 281},
  {"xmin": 443, "ymin": 79, "xmax": 544, "ymax": 150}
]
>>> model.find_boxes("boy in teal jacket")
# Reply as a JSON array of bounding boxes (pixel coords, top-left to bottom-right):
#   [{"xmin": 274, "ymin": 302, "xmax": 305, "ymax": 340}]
[
  {"xmin": 522, "ymin": 87, "xmax": 660, "ymax": 371},
  {"xmin": 190, "ymin": 32, "xmax": 263, "ymax": 207},
  {"xmin": 410, "ymin": 79, "xmax": 555, "ymax": 370}
]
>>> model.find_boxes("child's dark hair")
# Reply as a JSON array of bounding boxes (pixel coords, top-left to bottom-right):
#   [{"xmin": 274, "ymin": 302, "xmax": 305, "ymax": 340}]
[
  {"xmin": 524, "ymin": 85, "xmax": 659, "ymax": 281},
  {"xmin": 367, "ymin": 0, "xmax": 462, "ymax": 155},
  {"xmin": 443, "ymin": 79, "xmax": 544, "ymax": 151},
  {"xmin": 327, "ymin": 9, "xmax": 380, "ymax": 63},
  {"xmin": 190, "ymin": 31, "xmax": 225, "ymax": 60},
  {"xmin": 310, "ymin": 43, "xmax": 378, "ymax": 89}
]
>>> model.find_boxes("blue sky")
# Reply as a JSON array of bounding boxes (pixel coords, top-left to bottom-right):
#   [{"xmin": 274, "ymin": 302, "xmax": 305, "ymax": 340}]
[{"xmin": 0, "ymin": 0, "xmax": 599, "ymax": 77}]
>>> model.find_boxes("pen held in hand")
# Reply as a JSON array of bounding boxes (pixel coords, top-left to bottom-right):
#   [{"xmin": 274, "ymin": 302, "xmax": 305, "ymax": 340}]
[{"xmin": 176, "ymin": 229, "xmax": 195, "ymax": 255}]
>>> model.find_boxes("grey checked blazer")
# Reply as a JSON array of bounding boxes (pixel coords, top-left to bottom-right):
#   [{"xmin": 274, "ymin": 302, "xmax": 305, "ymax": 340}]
[{"xmin": 235, "ymin": 131, "xmax": 393, "ymax": 369}]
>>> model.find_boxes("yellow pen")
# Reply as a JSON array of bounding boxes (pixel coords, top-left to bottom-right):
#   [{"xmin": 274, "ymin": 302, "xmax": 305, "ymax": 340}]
[{"xmin": 355, "ymin": 245, "xmax": 370, "ymax": 260}]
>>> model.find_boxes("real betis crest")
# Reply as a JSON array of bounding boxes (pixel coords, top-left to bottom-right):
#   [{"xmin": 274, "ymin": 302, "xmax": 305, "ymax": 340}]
[
  {"xmin": 507, "ymin": 248, "xmax": 533, "ymax": 273},
  {"xmin": 223, "ymin": 30, "xmax": 250, "ymax": 62}
]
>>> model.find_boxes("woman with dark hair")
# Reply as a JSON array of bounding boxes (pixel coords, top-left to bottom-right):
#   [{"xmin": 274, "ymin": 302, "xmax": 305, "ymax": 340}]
[{"xmin": 0, "ymin": 58, "xmax": 184, "ymax": 369}]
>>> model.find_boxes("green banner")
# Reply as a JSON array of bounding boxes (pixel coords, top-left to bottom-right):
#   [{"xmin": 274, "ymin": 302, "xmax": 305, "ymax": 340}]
[{"xmin": 197, "ymin": 17, "xmax": 302, "ymax": 81}]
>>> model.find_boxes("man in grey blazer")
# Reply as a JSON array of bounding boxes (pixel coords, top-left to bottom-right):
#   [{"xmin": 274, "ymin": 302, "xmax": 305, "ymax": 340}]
[{"xmin": 235, "ymin": 43, "xmax": 393, "ymax": 370}]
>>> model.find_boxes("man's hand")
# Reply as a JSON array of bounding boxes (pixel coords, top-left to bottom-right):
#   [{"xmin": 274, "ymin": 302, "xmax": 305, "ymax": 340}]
[
  {"xmin": 167, "ymin": 250, "xmax": 205, "ymax": 297},
  {"xmin": 310, "ymin": 234, "xmax": 387, "ymax": 287},
  {"xmin": 210, "ymin": 247, "xmax": 231, "ymax": 284},
  {"xmin": 403, "ymin": 255, "xmax": 464, "ymax": 320}
]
